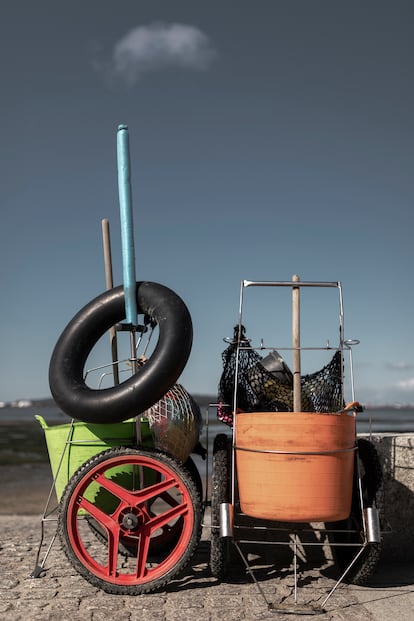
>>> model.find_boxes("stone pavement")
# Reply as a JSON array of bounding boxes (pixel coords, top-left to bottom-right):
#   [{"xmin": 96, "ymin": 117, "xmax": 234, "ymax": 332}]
[{"xmin": 1, "ymin": 513, "xmax": 413, "ymax": 621}]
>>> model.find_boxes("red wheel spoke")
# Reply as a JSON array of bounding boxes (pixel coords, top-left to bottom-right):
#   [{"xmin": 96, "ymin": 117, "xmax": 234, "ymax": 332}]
[
  {"xmin": 135, "ymin": 527, "xmax": 151, "ymax": 579},
  {"xmin": 73, "ymin": 496, "xmax": 120, "ymax": 577},
  {"xmin": 76, "ymin": 495, "xmax": 117, "ymax": 532},
  {"xmin": 107, "ymin": 525, "xmax": 120, "ymax": 577},
  {"xmin": 91, "ymin": 471, "xmax": 140, "ymax": 506},
  {"xmin": 93, "ymin": 471, "xmax": 178, "ymax": 508},
  {"xmin": 132, "ymin": 477, "xmax": 180, "ymax": 505},
  {"xmin": 147, "ymin": 501, "xmax": 189, "ymax": 534}
]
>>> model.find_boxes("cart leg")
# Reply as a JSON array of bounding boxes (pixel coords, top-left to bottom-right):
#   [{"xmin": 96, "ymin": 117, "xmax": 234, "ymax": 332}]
[
  {"xmin": 31, "ymin": 511, "xmax": 59, "ymax": 578},
  {"xmin": 319, "ymin": 543, "xmax": 368, "ymax": 609}
]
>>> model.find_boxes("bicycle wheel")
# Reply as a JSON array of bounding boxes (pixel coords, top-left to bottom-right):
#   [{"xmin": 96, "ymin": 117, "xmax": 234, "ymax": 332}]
[
  {"xmin": 327, "ymin": 438, "xmax": 383, "ymax": 585},
  {"xmin": 209, "ymin": 433, "xmax": 232, "ymax": 578},
  {"xmin": 86, "ymin": 454, "xmax": 203, "ymax": 557},
  {"xmin": 58, "ymin": 447, "xmax": 201, "ymax": 594}
]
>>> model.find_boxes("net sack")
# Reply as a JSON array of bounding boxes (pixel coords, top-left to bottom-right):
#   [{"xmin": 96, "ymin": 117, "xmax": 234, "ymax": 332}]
[
  {"xmin": 144, "ymin": 384, "xmax": 203, "ymax": 462},
  {"xmin": 247, "ymin": 350, "xmax": 343, "ymax": 413},
  {"xmin": 217, "ymin": 326, "xmax": 262, "ymax": 425},
  {"xmin": 217, "ymin": 325, "xmax": 343, "ymax": 426}
]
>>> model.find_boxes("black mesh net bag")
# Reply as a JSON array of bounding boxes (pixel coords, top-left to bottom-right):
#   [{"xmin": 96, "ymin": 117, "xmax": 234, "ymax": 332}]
[
  {"xmin": 217, "ymin": 325, "xmax": 344, "ymax": 427},
  {"xmin": 301, "ymin": 350, "xmax": 343, "ymax": 413},
  {"xmin": 217, "ymin": 325, "xmax": 262, "ymax": 425}
]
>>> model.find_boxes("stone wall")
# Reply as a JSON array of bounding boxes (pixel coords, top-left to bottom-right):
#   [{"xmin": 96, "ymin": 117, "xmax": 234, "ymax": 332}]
[{"xmin": 369, "ymin": 434, "xmax": 414, "ymax": 561}]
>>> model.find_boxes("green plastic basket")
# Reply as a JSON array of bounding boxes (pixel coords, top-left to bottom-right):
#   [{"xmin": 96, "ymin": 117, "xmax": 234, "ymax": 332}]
[{"xmin": 36, "ymin": 415, "xmax": 152, "ymax": 502}]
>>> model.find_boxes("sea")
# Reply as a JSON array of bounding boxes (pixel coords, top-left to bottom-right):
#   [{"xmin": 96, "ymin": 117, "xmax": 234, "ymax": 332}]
[{"xmin": 0, "ymin": 399, "xmax": 413, "ymax": 467}]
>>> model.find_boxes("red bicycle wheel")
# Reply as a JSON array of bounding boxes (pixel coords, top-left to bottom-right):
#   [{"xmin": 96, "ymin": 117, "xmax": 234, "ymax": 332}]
[{"xmin": 58, "ymin": 447, "xmax": 201, "ymax": 594}]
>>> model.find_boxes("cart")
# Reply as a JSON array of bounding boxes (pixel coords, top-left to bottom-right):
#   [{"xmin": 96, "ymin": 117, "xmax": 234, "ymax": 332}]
[
  {"xmin": 33, "ymin": 275, "xmax": 383, "ymax": 614},
  {"xmin": 32, "ymin": 127, "xmax": 382, "ymax": 611},
  {"xmin": 32, "ymin": 325, "xmax": 205, "ymax": 595},
  {"xmin": 32, "ymin": 125, "xmax": 207, "ymax": 594},
  {"xmin": 32, "ymin": 124, "xmax": 206, "ymax": 593},
  {"xmin": 209, "ymin": 277, "xmax": 383, "ymax": 614}
]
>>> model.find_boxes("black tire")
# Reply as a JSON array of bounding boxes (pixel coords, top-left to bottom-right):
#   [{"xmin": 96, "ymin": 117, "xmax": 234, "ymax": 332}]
[
  {"xmin": 58, "ymin": 447, "xmax": 202, "ymax": 595},
  {"xmin": 49, "ymin": 282, "xmax": 192, "ymax": 424},
  {"xmin": 327, "ymin": 438, "xmax": 383, "ymax": 585},
  {"xmin": 209, "ymin": 433, "xmax": 232, "ymax": 578}
]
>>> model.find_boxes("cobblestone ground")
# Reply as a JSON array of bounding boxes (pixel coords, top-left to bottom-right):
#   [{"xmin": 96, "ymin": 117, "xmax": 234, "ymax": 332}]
[{"xmin": 0, "ymin": 513, "xmax": 386, "ymax": 621}]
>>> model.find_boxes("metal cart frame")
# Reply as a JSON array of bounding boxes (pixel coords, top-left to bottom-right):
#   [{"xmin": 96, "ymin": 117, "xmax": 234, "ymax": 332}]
[{"xmin": 210, "ymin": 278, "xmax": 382, "ymax": 614}]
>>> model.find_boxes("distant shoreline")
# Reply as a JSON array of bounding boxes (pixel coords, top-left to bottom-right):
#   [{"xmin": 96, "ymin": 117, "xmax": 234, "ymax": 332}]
[
  {"xmin": 1, "ymin": 396, "xmax": 414, "ymax": 410},
  {"xmin": 0, "ymin": 394, "xmax": 218, "ymax": 411}
]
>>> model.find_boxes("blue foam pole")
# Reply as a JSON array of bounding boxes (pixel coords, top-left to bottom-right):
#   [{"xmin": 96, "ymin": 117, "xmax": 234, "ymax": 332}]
[{"xmin": 117, "ymin": 124, "xmax": 137, "ymax": 325}]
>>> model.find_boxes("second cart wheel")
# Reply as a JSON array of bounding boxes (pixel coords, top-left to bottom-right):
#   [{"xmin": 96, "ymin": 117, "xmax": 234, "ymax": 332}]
[
  {"xmin": 209, "ymin": 433, "xmax": 232, "ymax": 578},
  {"xmin": 327, "ymin": 438, "xmax": 383, "ymax": 585},
  {"xmin": 58, "ymin": 447, "xmax": 202, "ymax": 594}
]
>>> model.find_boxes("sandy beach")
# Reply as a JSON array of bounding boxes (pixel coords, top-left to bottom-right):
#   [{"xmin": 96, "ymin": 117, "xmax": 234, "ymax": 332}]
[
  {"xmin": 0, "ymin": 416, "xmax": 55, "ymax": 513},
  {"xmin": 0, "ymin": 463, "xmax": 56, "ymax": 514}
]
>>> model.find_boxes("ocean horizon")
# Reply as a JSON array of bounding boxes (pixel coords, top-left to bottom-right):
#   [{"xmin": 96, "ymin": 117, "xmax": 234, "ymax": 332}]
[{"xmin": 1, "ymin": 397, "xmax": 413, "ymax": 434}]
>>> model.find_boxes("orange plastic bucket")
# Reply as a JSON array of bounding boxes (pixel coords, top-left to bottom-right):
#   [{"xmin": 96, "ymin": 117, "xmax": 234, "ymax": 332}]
[{"xmin": 235, "ymin": 411, "xmax": 356, "ymax": 522}]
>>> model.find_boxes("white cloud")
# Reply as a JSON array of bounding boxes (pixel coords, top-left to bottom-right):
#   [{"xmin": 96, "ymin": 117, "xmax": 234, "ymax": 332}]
[
  {"xmin": 397, "ymin": 377, "xmax": 414, "ymax": 391},
  {"xmin": 94, "ymin": 22, "xmax": 217, "ymax": 85},
  {"xmin": 386, "ymin": 361, "xmax": 414, "ymax": 371}
]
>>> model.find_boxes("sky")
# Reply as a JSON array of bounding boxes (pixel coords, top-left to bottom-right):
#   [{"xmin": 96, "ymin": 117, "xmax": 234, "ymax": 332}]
[{"xmin": 1, "ymin": 1, "xmax": 413, "ymax": 406}]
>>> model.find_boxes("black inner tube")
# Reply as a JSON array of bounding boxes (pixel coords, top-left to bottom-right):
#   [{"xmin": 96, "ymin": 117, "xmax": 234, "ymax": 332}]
[{"xmin": 49, "ymin": 281, "xmax": 193, "ymax": 424}]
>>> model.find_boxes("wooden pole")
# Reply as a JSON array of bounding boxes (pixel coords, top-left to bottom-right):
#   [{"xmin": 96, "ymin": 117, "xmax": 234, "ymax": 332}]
[
  {"xmin": 292, "ymin": 274, "xmax": 301, "ymax": 412},
  {"xmin": 102, "ymin": 218, "xmax": 120, "ymax": 385}
]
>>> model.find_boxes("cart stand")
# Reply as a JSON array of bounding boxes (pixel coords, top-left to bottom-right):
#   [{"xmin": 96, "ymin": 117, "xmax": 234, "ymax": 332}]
[{"xmin": 219, "ymin": 500, "xmax": 380, "ymax": 614}]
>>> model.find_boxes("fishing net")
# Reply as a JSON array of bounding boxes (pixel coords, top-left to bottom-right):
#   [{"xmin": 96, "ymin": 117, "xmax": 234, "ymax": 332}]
[
  {"xmin": 217, "ymin": 326, "xmax": 343, "ymax": 427},
  {"xmin": 145, "ymin": 384, "xmax": 203, "ymax": 462}
]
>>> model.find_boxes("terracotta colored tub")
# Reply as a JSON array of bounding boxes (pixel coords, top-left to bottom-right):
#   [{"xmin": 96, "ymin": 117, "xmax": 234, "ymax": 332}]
[{"xmin": 235, "ymin": 411, "xmax": 356, "ymax": 522}]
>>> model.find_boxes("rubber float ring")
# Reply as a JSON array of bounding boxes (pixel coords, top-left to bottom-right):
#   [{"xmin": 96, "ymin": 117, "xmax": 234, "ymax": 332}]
[{"xmin": 49, "ymin": 281, "xmax": 192, "ymax": 424}]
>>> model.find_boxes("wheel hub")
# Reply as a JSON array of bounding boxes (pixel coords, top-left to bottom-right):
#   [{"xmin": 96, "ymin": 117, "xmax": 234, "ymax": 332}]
[{"xmin": 120, "ymin": 508, "xmax": 143, "ymax": 532}]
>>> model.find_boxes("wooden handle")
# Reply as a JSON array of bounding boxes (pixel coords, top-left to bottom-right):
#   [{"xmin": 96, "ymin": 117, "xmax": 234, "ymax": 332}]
[
  {"xmin": 292, "ymin": 274, "xmax": 301, "ymax": 412},
  {"xmin": 102, "ymin": 218, "xmax": 120, "ymax": 385}
]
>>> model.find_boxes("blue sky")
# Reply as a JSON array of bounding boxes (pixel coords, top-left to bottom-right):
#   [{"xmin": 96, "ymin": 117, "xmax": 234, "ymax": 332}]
[{"xmin": 1, "ymin": 1, "xmax": 413, "ymax": 406}]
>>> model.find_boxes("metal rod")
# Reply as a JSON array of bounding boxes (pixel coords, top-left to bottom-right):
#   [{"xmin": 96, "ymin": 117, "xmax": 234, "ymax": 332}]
[
  {"xmin": 101, "ymin": 219, "xmax": 120, "ymax": 385},
  {"xmin": 338, "ymin": 282, "xmax": 345, "ymax": 403},
  {"xmin": 293, "ymin": 534, "xmax": 298, "ymax": 604},
  {"xmin": 243, "ymin": 280, "xmax": 340, "ymax": 288},
  {"xmin": 117, "ymin": 124, "xmax": 137, "ymax": 326},
  {"xmin": 232, "ymin": 280, "xmax": 245, "ymax": 508},
  {"xmin": 319, "ymin": 544, "xmax": 367, "ymax": 608},
  {"xmin": 292, "ymin": 274, "xmax": 301, "ymax": 411},
  {"xmin": 233, "ymin": 541, "xmax": 274, "ymax": 611}
]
